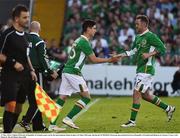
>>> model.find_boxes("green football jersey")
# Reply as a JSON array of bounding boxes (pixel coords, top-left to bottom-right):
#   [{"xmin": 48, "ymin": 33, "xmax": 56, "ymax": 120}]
[
  {"xmin": 63, "ymin": 35, "xmax": 94, "ymax": 75},
  {"xmin": 126, "ymin": 30, "xmax": 166, "ymax": 75}
]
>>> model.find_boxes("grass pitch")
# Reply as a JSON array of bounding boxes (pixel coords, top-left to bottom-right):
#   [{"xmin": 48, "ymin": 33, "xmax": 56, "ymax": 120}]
[{"xmin": 0, "ymin": 96, "xmax": 179, "ymax": 133}]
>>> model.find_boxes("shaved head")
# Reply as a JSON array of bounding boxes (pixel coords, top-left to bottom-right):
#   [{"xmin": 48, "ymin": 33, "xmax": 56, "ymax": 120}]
[{"xmin": 30, "ymin": 21, "xmax": 41, "ymax": 32}]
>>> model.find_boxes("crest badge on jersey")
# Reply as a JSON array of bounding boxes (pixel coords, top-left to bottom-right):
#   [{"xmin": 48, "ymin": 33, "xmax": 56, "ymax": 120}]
[{"xmin": 141, "ymin": 39, "xmax": 147, "ymax": 47}]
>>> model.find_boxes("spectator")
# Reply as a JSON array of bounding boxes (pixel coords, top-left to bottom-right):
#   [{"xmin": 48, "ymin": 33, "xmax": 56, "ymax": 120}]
[
  {"xmin": 61, "ymin": 0, "xmax": 180, "ymax": 66},
  {"xmin": 47, "ymin": 39, "xmax": 66, "ymax": 62},
  {"xmin": 92, "ymin": 32, "xmax": 109, "ymax": 57},
  {"xmin": 1, "ymin": 19, "xmax": 13, "ymax": 31}
]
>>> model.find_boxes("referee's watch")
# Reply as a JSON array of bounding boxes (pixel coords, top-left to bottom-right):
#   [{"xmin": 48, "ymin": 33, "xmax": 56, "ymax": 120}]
[{"xmin": 6, "ymin": 57, "xmax": 16, "ymax": 67}]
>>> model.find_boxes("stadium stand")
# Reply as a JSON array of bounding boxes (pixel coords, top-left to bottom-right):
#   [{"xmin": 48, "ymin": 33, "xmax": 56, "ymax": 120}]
[{"xmin": 61, "ymin": 0, "xmax": 180, "ymax": 66}]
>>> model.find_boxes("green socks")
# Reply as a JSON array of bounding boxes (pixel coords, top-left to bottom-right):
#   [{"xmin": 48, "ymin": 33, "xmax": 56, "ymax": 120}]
[
  {"xmin": 151, "ymin": 96, "xmax": 168, "ymax": 110},
  {"xmin": 67, "ymin": 97, "xmax": 90, "ymax": 119},
  {"xmin": 129, "ymin": 96, "xmax": 169, "ymax": 122},
  {"xmin": 130, "ymin": 103, "xmax": 141, "ymax": 121},
  {"xmin": 50, "ymin": 98, "xmax": 65, "ymax": 125},
  {"xmin": 51, "ymin": 97, "xmax": 91, "ymax": 125}
]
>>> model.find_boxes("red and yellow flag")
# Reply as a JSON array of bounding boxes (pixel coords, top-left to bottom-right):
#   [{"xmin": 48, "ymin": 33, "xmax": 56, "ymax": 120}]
[{"xmin": 35, "ymin": 83, "xmax": 60, "ymax": 122}]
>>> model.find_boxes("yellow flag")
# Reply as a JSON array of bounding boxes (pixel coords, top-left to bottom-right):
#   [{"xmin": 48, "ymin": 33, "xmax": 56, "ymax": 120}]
[{"xmin": 35, "ymin": 83, "xmax": 60, "ymax": 122}]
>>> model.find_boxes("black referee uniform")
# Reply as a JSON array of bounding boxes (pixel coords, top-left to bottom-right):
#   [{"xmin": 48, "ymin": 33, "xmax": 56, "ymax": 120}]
[
  {"xmin": 0, "ymin": 26, "xmax": 32, "ymax": 132},
  {"xmin": 0, "ymin": 26, "xmax": 32, "ymax": 106}
]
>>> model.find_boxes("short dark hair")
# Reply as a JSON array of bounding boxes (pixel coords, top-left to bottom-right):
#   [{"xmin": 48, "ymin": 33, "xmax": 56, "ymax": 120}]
[
  {"xmin": 82, "ymin": 19, "xmax": 96, "ymax": 33},
  {"xmin": 12, "ymin": 4, "xmax": 28, "ymax": 20},
  {"xmin": 136, "ymin": 15, "xmax": 149, "ymax": 26}
]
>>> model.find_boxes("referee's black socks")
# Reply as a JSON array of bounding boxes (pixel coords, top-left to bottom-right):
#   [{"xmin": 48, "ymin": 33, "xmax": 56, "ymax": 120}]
[
  {"xmin": 3, "ymin": 111, "xmax": 14, "ymax": 133},
  {"xmin": 3, "ymin": 111, "xmax": 19, "ymax": 133},
  {"xmin": 12, "ymin": 113, "xmax": 19, "ymax": 129}
]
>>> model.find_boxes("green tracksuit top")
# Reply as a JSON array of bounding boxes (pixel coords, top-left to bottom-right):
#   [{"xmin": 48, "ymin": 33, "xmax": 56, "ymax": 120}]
[{"xmin": 27, "ymin": 32, "xmax": 49, "ymax": 72}]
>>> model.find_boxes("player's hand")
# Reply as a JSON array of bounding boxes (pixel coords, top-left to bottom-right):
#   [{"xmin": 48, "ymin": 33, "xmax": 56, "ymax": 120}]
[
  {"xmin": 30, "ymin": 71, "xmax": 38, "ymax": 81},
  {"xmin": 108, "ymin": 56, "xmax": 120, "ymax": 63},
  {"xmin": 109, "ymin": 53, "xmax": 126, "ymax": 58},
  {"xmin": 14, "ymin": 62, "xmax": 24, "ymax": 72},
  {"xmin": 142, "ymin": 53, "xmax": 151, "ymax": 59},
  {"xmin": 51, "ymin": 71, "xmax": 59, "ymax": 79}
]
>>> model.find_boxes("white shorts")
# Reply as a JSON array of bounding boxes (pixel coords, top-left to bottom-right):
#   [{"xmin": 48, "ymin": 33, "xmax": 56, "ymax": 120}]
[
  {"xmin": 59, "ymin": 73, "xmax": 89, "ymax": 96},
  {"xmin": 134, "ymin": 73, "xmax": 153, "ymax": 93}
]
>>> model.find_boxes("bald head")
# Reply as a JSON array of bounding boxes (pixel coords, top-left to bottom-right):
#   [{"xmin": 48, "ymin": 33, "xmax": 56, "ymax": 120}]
[{"xmin": 30, "ymin": 21, "xmax": 41, "ymax": 33}]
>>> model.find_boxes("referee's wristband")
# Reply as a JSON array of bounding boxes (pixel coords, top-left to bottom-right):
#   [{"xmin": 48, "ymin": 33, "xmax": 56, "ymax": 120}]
[{"xmin": 5, "ymin": 57, "xmax": 16, "ymax": 67}]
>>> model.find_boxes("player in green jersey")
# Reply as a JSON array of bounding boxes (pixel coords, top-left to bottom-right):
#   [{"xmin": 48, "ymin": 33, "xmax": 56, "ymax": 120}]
[
  {"xmin": 48, "ymin": 19, "xmax": 120, "ymax": 130},
  {"xmin": 118, "ymin": 15, "xmax": 175, "ymax": 127}
]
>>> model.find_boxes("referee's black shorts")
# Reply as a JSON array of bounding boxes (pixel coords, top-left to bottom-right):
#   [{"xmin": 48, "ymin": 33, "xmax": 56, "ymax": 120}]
[{"xmin": 0, "ymin": 70, "xmax": 32, "ymax": 106}]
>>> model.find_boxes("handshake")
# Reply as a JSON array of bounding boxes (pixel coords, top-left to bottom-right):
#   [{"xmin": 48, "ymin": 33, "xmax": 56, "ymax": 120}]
[{"xmin": 108, "ymin": 53, "xmax": 125, "ymax": 63}]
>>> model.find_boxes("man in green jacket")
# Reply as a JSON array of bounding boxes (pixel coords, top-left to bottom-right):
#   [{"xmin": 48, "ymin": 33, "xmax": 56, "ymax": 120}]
[{"xmin": 16, "ymin": 21, "xmax": 60, "ymax": 132}]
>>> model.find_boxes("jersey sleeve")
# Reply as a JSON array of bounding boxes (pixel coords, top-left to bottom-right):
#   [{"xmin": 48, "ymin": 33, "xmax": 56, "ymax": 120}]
[
  {"xmin": 80, "ymin": 41, "xmax": 94, "ymax": 56},
  {"xmin": 125, "ymin": 37, "xmax": 138, "ymax": 56},
  {"xmin": 0, "ymin": 30, "xmax": 16, "ymax": 67},
  {"xmin": 36, "ymin": 41, "xmax": 49, "ymax": 71},
  {"xmin": 148, "ymin": 33, "xmax": 166, "ymax": 55}
]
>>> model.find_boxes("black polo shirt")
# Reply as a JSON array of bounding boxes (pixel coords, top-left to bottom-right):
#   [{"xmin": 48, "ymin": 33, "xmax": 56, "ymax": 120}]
[{"xmin": 0, "ymin": 26, "xmax": 30, "ymax": 72}]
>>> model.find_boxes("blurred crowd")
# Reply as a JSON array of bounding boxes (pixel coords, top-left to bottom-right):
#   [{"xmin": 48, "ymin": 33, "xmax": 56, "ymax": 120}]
[
  {"xmin": 1, "ymin": 0, "xmax": 180, "ymax": 66},
  {"xmin": 61, "ymin": 0, "xmax": 180, "ymax": 66}
]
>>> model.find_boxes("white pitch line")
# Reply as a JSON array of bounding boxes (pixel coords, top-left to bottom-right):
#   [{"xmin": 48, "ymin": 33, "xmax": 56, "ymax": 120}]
[
  {"xmin": 62, "ymin": 98, "xmax": 101, "ymax": 128},
  {"xmin": 0, "ymin": 117, "xmax": 2, "ymax": 119}
]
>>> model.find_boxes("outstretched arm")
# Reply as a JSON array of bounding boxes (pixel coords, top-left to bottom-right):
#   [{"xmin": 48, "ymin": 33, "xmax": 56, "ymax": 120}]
[
  {"xmin": 88, "ymin": 53, "xmax": 120, "ymax": 63},
  {"xmin": 113, "ymin": 48, "xmax": 137, "ymax": 58}
]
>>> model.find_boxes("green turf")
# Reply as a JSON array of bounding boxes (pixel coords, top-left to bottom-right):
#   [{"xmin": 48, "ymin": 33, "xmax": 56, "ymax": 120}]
[{"xmin": 0, "ymin": 96, "xmax": 179, "ymax": 133}]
